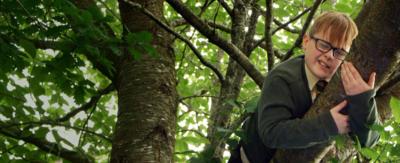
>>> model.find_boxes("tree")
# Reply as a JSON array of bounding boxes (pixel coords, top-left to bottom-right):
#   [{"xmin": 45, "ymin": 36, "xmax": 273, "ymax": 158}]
[
  {"xmin": 0, "ymin": 0, "xmax": 176, "ymax": 162},
  {"xmin": 109, "ymin": 0, "xmax": 177, "ymax": 162},
  {"xmin": 1, "ymin": 0, "xmax": 400, "ymax": 162}
]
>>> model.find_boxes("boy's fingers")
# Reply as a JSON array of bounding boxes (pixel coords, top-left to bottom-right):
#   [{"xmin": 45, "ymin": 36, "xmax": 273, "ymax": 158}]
[
  {"xmin": 347, "ymin": 62, "xmax": 363, "ymax": 80},
  {"xmin": 345, "ymin": 62, "xmax": 357, "ymax": 82},
  {"xmin": 332, "ymin": 100, "xmax": 347, "ymax": 112},
  {"xmin": 341, "ymin": 65, "xmax": 349, "ymax": 85},
  {"xmin": 368, "ymin": 72, "xmax": 376, "ymax": 88}
]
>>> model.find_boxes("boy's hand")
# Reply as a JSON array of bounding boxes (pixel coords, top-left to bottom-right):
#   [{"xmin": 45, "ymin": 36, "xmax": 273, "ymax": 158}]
[
  {"xmin": 330, "ymin": 100, "xmax": 350, "ymax": 134},
  {"xmin": 341, "ymin": 61, "xmax": 375, "ymax": 96}
]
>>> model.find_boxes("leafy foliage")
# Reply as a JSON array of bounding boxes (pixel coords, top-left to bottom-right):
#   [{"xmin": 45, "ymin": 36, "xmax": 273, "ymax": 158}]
[{"xmin": 0, "ymin": 0, "xmax": 399, "ymax": 162}]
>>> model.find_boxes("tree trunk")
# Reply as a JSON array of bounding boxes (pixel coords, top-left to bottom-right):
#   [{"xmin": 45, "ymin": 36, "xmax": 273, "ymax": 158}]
[
  {"xmin": 207, "ymin": 0, "xmax": 259, "ymax": 160},
  {"xmin": 110, "ymin": 0, "xmax": 177, "ymax": 162},
  {"xmin": 273, "ymin": 0, "xmax": 400, "ymax": 162}
]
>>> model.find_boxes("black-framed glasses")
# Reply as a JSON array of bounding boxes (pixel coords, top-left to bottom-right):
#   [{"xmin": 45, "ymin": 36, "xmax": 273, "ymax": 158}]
[{"xmin": 310, "ymin": 36, "xmax": 348, "ymax": 60}]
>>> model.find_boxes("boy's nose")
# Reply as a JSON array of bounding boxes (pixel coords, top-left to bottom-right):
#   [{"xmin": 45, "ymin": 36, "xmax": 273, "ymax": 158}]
[{"xmin": 322, "ymin": 49, "xmax": 335, "ymax": 60}]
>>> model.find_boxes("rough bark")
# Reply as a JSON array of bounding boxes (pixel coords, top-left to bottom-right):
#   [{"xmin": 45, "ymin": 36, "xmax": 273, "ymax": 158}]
[
  {"xmin": 273, "ymin": 0, "xmax": 400, "ymax": 162},
  {"xmin": 166, "ymin": 0, "xmax": 265, "ymax": 88},
  {"xmin": 206, "ymin": 0, "xmax": 262, "ymax": 160},
  {"xmin": 110, "ymin": 0, "xmax": 177, "ymax": 162},
  {"xmin": 207, "ymin": 0, "xmax": 250, "ymax": 159}
]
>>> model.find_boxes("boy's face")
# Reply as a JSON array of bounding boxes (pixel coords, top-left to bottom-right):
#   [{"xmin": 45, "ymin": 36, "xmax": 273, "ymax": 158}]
[{"xmin": 303, "ymin": 31, "xmax": 351, "ymax": 80}]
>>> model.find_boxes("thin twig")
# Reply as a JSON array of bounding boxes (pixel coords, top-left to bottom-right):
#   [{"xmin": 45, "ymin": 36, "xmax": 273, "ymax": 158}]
[
  {"xmin": 250, "ymin": 7, "xmax": 311, "ymax": 52},
  {"xmin": 78, "ymin": 102, "xmax": 97, "ymax": 147},
  {"xmin": 55, "ymin": 84, "xmax": 114, "ymax": 122},
  {"xmin": 171, "ymin": 19, "xmax": 231, "ymax": 33},
  {"xmin": 124, "ymin": 0, "xmax": 225, "ymax": 84},
  {"xmin": 174, "ymin": 150, "xmax": 198, "ymax": 155},
  {"xmin": 16, "ymin": 0, "xmax": 49, "ymax": 30},
  {"xmin": 0, "ymin": 121, "xmax": 95, "ymax": 162},
  {"xmin": 179, "ymin": 101, "xmax": 210, "ymax": 116},
  {"xmin": 178, "ymin": 129, "xmax": 207, "ymax": 138},
  {"xmin": 217, "ymin": 0, "xmax": 233, "ymax": 17},
  {"xmin": 283, "ymin": 0, "xmax": 322, "ymax": 60},
  {"xmin": 179, "ymin": 95, "xmax": 218, "ymax": 101},
  {"xmin": 271, "ymin": 7, "xmax": 311, "ymax": 35},
  {"xmin": 272, "ymin": 19, "xmax": 301, "ymax": 34},
  {"xmin": 3, "ymin": 120, "xmax": 112, "ymax": 143}
]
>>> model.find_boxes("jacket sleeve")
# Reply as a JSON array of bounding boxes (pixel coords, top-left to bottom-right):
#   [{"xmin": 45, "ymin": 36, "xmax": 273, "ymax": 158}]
[
  {"xmin": 347, "ymin": 90, "xmax": 380, "ymax": 147},
  {"xmin": 257, "ymin": 76, "xmax": 339, "ymax": 149}
]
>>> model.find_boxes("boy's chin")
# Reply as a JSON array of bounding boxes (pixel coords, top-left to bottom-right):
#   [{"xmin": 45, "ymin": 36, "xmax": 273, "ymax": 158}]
[{"xmin": 314, "ymin": 71, "xmax": 333, "ymax": 80}]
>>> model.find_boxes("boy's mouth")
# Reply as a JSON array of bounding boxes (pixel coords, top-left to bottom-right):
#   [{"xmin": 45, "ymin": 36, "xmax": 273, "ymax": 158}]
[{"xmin": 318, "ymin": 60, "xmax": 330, "ymax": 70}]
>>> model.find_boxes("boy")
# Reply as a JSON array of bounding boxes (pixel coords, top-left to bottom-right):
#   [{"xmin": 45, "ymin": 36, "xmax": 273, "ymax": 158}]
[{"xmin": 230, "ymin": 11, "xmax": 380, "ymax": 163}]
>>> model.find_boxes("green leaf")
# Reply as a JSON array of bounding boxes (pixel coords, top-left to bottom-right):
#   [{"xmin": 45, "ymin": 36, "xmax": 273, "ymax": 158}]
[
  {"xmin": 335, "ymin": 2, "xmax": 352, "ymax": 13},
  {"xmin": 143, "ymin": 44, "xmax": 158, "ymax": 57},
  {"xmin": 44, "ymin": 25, "xmax": 69, "ymax": 38},
  {"xmin": 175, "ymin": 139, "xmax": 189, "ymax": 152},
  {"xmin": 0, "ymin": 154, "xmax": 9, "ymax": 162},
  {"xmin": 126, "ymin": 31, "xmax": 153, "ymax": 45},
  {"xmin": 74, "ymin": 85, "xmax": 86, "ymax": 104},
  {"xmin": 0, "ymin": 106, "xmax": 13, "ymax": 118},
  {"xmin": 226, "ymin": 138, "xmax": 239, "ymax": 150},
  {"xmin": 234, "ymin": 130, "xmax": 245, "ymax": 139},
  {"xmin": 244, "ymin": 96, "xmax": 259, "ymax": 113},
  {"xmin": 32, "ymin": 83, "xmax": 45, "ymax": 96},
  {"xmin": 360, "ymin": 148, "xmax": 378, "ymax": 160},
  {"xmin": 0, "ymin": 138, "xmax": 5, "ymax": 149},
  {"xmin": 225, "ymin": 99, "xmax": 241, "ymax": 108},
  {"xmin": 136, "ymin": 31, "xmax": 152, "ymax": 43},
  {"xmin": 21, "ymin": 129, "xmax": 32, "ymax": 138},
  {"xmin": 334, "ymin": 135, "xmax": 346, "ymax": 150},
  {"xmin": 128, "ymin": 47, "xmax": 141, "ymax": 60},
  {"xmin": 52, "ymin": 130, "xmax": 62, "ymax": 143},
  {"xmin": 35, "ymin": 128, "xmax": 49, "ymax": 138},
  {"xmin": 19, "ymin": 39, "xmax": 36, "ymax": 59},
  {"xmin": 328, "ymin": 158, "xmax": 339, "ymax": 163},
  {"xmin": 390, "ymin": 97, "xmax": 400, "ymax": 123}
]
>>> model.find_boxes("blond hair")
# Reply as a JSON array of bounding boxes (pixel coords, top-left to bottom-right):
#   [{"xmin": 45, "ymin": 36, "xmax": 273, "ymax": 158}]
[{"xmin": 308, "ymin": 11, "xmax": 358, "ymax": 48}]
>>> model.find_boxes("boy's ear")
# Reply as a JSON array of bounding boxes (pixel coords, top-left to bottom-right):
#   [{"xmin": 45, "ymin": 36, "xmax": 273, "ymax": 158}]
[{"xmin": 302, "ymin": 34, "xmax": 310, "ymax": 48}]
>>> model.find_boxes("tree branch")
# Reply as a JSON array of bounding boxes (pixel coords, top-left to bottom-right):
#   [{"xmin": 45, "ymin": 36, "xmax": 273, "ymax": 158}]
[
  {"xmin": 199, "ymin": 0, "xmax": 217, "ymax": 17},
  {"xmin": 283, "ymin": 0, "xmax": 322, "ymax": 60},
  {"xmin": 178, "ymin": 129, "xmax": 207, "ymax": 138},
  {"xmin": 179, "ymin": 95, "xmax": 218, "ymax": 101},
  {"xmin": 207, "ymin": 21, "xmax": 232, "ymax": 33},
  {"xmin": 265, "ymin": 0, "xmax": 275, "ymax": 71},
  {"xmin": 0, "ymin": 32, "xmax": 116, "ymax": 82},
  {"xmin": 123, "ymin": 0, "xmax": 225, "ymax": 84},
  {"xmin": 377, "ymin": 70, "xmax": 400, "ymax": 96},
  {"xmin": 55, "ymin": 84, "xmax": 115, "ymax": 122},
  {"xmin": 174, "ymin": 150, "xmax": 198, "ymax": 155},
  {"xmin": 0, "ymin": 121, "xmax": 94, "ymax": 163},
  {"xmin": 244, "ymin": 3, "xmax": 261, "ymax": 53},
  {"xmin": 179, "ymin": 101, "xmax": 210, "ymax": 116},
  {"xmin": 166, "ymin": 0, "xmax": 265, "ymax": 88},
  {"xmin": 215, "ymin": 112, "xmax": 251, "ymax": 147},
  {"xmin": 217, "ymin": 0, "xmax": 233, "ymax": 17},
  {"xmin": 171, "ymin": 18, "xmax": 231, "ymax": 33},
  {"xmin": 271, "ymin": 7, "xmax": 311, "ymax": 35},
  {"xmin": 272, "ymin": 19, "xmax": 301, "ymax": 34},
  {"xmin": 7, "ymin": 121, "xmax": 112, "ymax": 143},
  {"xmin": 70, "ymin": 0, "xmax": 120, "ymax": 81},
  {"xmin": 249, "ymin": 7, "xmax": 311, "ymax": 53}
]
